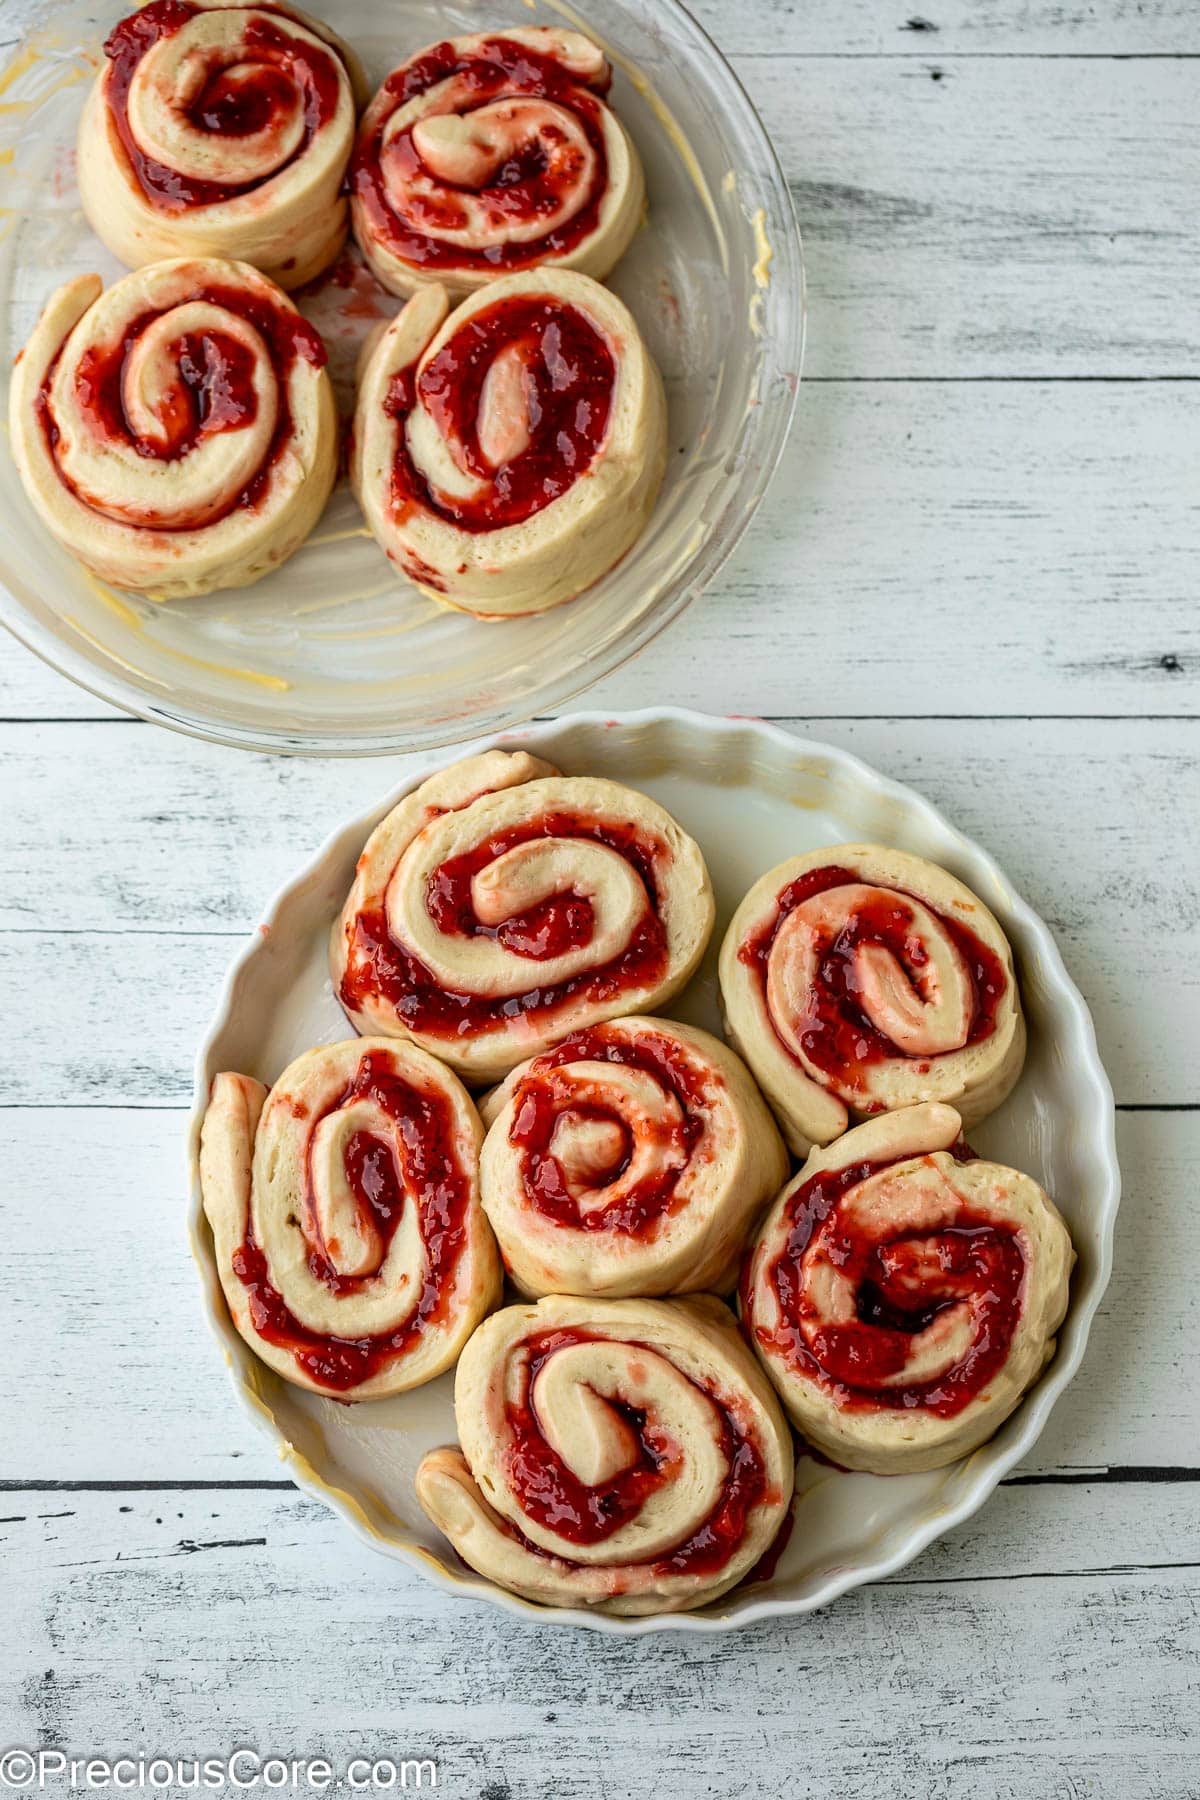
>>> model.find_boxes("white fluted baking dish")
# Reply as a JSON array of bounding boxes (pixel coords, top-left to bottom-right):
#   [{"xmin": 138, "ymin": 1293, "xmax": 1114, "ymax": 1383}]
[{"xmin": 189, "ymin": 711, "xmax": 1119, "ymax": 1633}]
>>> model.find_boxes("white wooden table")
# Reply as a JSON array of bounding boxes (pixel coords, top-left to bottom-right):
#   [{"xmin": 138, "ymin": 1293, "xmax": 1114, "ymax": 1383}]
[{"xmin": 3, "ymin": 2, "xmax": 1199, "ymax": 1793}]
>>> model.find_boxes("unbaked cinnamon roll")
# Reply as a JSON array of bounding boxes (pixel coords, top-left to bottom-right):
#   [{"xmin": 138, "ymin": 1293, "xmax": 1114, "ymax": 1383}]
[
  {"xmin": 740, "ymin": 1103, "xmax": 1074, "ymax": 1473},
  {"xmin": 479, "ymin": 1019, "xmax": 788, "ymax": 1298},
  {"xmin": 349, "ymin": 28, "xmax": 643, "ymax": 299},
  {"xmin": 332, "ymin": 750, "xmax": 715, "ymax": 1085},
  {"xmin": 198, "ymin": 1039, "xmax": 501, "ymax": 1401},
  {"xmin": 416, "ymin": 1294, "xmax": 794, "ymax": 1615},
  {"xmin": 8, "ymin": 258, "xmax": 337, "ymax": 597},
  {"xmin": 720, "ymin": 846, "xmax": 1026, "ymax": 1154},
  {"xmin": 350, "ymin": 269, "xmax": 666, "ymax": 616},
  {"xmin": 77, "ymin": 0, "xmax": 364, "ymax": 290}
]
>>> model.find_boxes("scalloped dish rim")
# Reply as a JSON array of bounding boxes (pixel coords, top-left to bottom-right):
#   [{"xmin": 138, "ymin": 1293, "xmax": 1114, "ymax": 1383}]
[{"xmin": 187, "ymin": 709, "xmax": 1120, "ymax": 1634}]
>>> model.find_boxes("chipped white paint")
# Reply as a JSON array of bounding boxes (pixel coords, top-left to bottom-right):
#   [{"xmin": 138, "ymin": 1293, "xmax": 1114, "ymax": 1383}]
[{"xmin": 1, "ymin": 0, "xmax": 1198, "ymax": 1792}]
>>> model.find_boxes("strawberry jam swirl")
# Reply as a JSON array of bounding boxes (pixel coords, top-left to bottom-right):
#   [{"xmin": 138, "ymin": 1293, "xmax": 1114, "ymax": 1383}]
[
  {"xmin": 744, "ymin": 1151, "xmax": 1026, "ymax": 1418},
  {"xmin": 351, "ymin": 36, "xmax": 611, "ymax": 274},
  {"xmin": 385, "ymin": 291, "xmax": 615, "ymax": 532},
  {"xmin": 230, "ymin": 1050, "xmax": 473, "ymax": 1391},
  {"xmin": 505, "ymin": 1029, "xmax": 707, "ymax": 1237},
  {"xmin": 502, "ymin": 1329, "xmax": 768, "ymax": 1575},
  {"xmin": 102, "ymin": 0, "xmax": 345, "ymax": 210},
  {"xmin": 739, "ymin": 864, "xmax": 1007, "ymax": 1090},
  {"xmin": 35, "ymin": 281, "xmax": 326, "ymax": 528},
  {"xmin": 338, "ymin": 813, "xmax": 669, "ymax": 1043}
]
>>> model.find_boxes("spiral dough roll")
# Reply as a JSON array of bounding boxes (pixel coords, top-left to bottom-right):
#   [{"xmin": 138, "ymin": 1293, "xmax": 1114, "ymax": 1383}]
[
  {"xmin": 8, "ymin": 258, "xmax": 338, "ymax": 597},
  {"xmin": 332, "ymin": 750, "xmax": 715, "ymax": 1085},
  {"xmin": 77, "ymin": 0, "xmax": 365, "ymax": 291},
  {"xmin": 416, "ymin": 1295, "xmax": 794, "ymax": 1615},
  {"xmin": 720, "ymin": 845, "xmax": 1026, "ymax": 1154},
  {"xmin": 199, "ymin": 1039, "xmax": 501, "ymax": 1401},
  {"xmin": 350, "ymin": 28, "xmax": 644, "ymax": 299},
  {"xmin": 480, "ymin": 1018, "xmax": 789, "ymax": 1298},
  {"xmin": 741, "ymin": 1103, "xmax": 1074, "ymax": 1472},
  {"xmin": 351, "ymin": 270, "xmax": 666, "ymax": 617}
]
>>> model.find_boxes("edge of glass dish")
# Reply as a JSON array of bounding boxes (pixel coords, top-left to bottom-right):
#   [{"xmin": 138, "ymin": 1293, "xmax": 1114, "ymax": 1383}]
[{"xmin": 0, "ymin": 0, "xmax": 805, "ymax": 754}]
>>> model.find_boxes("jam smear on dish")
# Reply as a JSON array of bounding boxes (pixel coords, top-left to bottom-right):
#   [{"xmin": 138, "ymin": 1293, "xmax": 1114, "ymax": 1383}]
[
  {"xmin": 350, "ymin": 36, "xmax": 610, "ymax": 272},
  {"xmin": 738, "ymin": 864, "xmax": 1007, "ymax": 1084},
  {"xmin": 104, "ymin": 0, "xmax": 344, "ymax": 210},
  {"xmin": 339, "ymin": 814, "xmax": 669, "ymax": 1040},
  {"xmin": 744, "ymin": 1153, "xmax": 1025, "ymax": 1418},
  {"xmin": 36, "ymin": 283, "xmax": 326, "ymax": 526},
  {"xmin": 507, "ymin": 1027, "xmax": 707, "ymax": 1236},
  {"xmin": 504, "ymin": 1328, "xmax": 767, "ymax": 1576},
  {"xmin": 386, "ymin": 293, "xmax": 615, "ymax": 531},
  {"xmin": 230, "ymin": 1050, "xmax": 472, "ymax": 1391}
]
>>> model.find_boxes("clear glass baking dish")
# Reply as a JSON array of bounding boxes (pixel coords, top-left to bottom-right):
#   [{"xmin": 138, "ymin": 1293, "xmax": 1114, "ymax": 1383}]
[{"xmin": 0, "ymin": 0, "xmax": 804, "ymax": 753}]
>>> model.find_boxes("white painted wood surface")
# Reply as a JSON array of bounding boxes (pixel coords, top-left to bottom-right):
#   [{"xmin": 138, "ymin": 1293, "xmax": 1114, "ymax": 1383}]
[{"xmin": 2, "ymin": 1, "xmax": 1198, "ymax": 1794}]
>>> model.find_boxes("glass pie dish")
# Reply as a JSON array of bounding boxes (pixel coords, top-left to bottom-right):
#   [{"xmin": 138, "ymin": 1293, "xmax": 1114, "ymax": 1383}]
[{"xmin": 0, "ymin": 0, "xmax": 803, "ymax": 752}]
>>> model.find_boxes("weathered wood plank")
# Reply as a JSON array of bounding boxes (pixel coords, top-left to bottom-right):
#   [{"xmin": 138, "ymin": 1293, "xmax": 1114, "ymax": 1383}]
[
  {"xmin": 697, "ymin": 1, "xmax": 1200, "ymax": 57},
  {"xmin": 3, "ymin": 373, "xmax": 1197, "ymax": 724},
  {"xmin": 0, "ymin": 7, "xmax": 1196, "ymax": 1771},
  {"xmin": 1, "ymin": 1487, "xmax": 1196, "ymax": 1798},
  {"xmin": 1, "ymin": 716, "xmax": 1194, "ymax": 1106},
  {"xmin": 6, "ymin": 1474, "xmax": 1197, "ymax": 1589},
  {"xmin": 744, "ymin": 55, "xmax": 1200, "ymax": 377},
  {"xmin": 0, "ymin": 1107, "xmax": 1190, "ymax": 1480},
  {"xmin": 5, "ymin": 0, "xmax": 1198, "ymax": 62}
]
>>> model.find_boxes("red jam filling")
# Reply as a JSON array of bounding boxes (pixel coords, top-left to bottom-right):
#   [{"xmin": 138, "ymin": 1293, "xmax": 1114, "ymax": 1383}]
[
  {"xmin": 350, "ymin": 36, "xmax": 610, "ymax": 272},
  {"xmin": 386, "ymin": 293, "xmax": 615, "ymax": 532},
  {"xmin": 338, "ymin": 813, "xmax": 669, "ymax": 1041},
  {"xmin": 503, "ymin": 1329, "xmax": 767, "ymax": 1577},
  {"xmin": 507, "ymin": 1027, "xmax": 706, "ymax": 1235},
  {"xmin": 104, "ymin": 0, "xmax": 344, "ymax": 210},
  {"xmin": 36, "ymin": 283, "xmax": 326, "ymax": 526},
  {"xmin": 744, "ymin": 1499, "xmax": 795, "ymax": 1586},
  {"xmin": 80, "ymin": 328, "xmax": 258, "ymax": 456},
  {"xmin": 230, "ymin": 1050, "xmax": 472, "ymax": 1391},
  {"xmin": 738, "ymin": 864, "xmax": 1007, "ymax": 1088},
  {"xmin": 744, "ymin": 1154, "xmax": 1025, "ymax": 1418}
]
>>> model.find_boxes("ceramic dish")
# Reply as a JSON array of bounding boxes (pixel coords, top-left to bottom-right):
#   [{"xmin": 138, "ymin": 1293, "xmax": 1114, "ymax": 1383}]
[
  {"xmin": 0, "ymin": 0, "xmax": 802, "ymax": 753},
  {"xmin": 188, "ymin": 710, "xmax": 1120, "ymax": 1634}
]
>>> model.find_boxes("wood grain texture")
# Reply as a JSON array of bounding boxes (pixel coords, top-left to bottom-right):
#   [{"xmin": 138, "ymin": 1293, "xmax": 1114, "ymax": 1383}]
[
  {"xmin": 1, "ymin": 716, "xmax": 1194, "ymax": 1104},
  {"xmin": 689, "ymin": 1, "xmax": 1200, "ymax": 56},
  {"xmin": 750, "ymin": 55, "xmax": 1200, "ymax": 377},
  {"xmin": 2, "ymin": 0, "xmax": 1199, "ymax": 1784},
  {"xmin": 1, "ymin": 1487, "xmax": 1197, "ymax": 1798}
]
